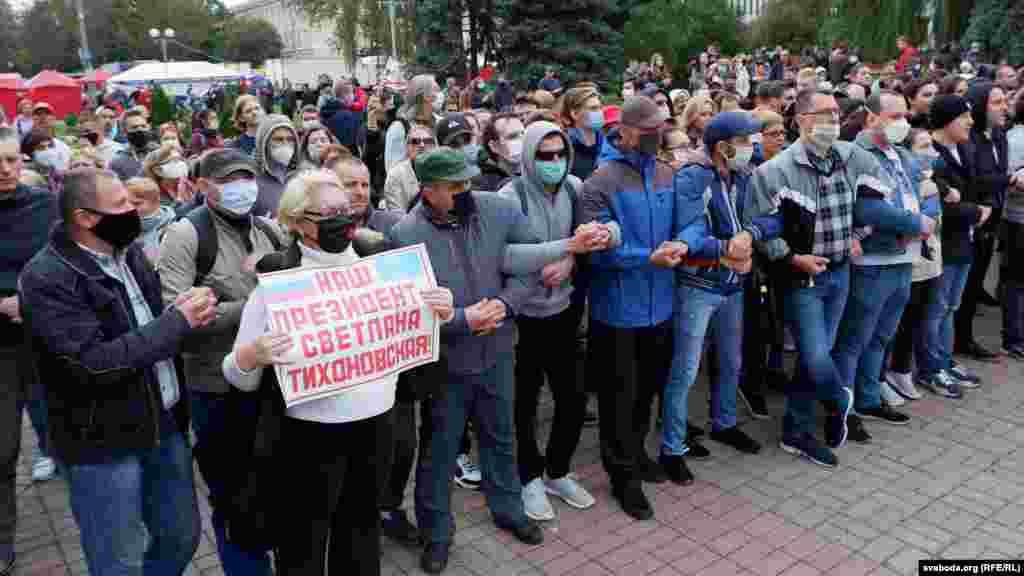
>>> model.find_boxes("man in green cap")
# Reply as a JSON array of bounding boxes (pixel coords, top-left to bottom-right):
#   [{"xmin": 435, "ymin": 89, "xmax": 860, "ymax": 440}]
[{"xmin": 389, "ymin": 147, "xmax": 544, "ymax": 573}]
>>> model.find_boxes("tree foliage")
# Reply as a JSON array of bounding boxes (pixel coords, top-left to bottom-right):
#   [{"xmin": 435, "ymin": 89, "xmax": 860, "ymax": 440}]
[
  {"xmin": 962, "ymin": 0, "xmax": 1024, "ymax": 65},
  {"xmin": 817, "ymin": 0, "xmax": 928, "ymax": 63},
  {"xmin": 150, "ymin": 85, "xmax": 174, "ymax": 127},
  {"xmin": 224, "ymin": 17, "xmax": 284, "ymax": 66},
  {"xmin": 414, "ymin": 0, "xmax": 512, "ymax": 80},
  {"xmin": 749, "ymin": 0, "xmax": 831, "ymax": 51},
  {"xmin": 625, "ymin": 0, "xmax": 740, "ymax": 78},
  {"xmin": 289, "ymin": 0, "xmax": 415, "ymax": 67}
]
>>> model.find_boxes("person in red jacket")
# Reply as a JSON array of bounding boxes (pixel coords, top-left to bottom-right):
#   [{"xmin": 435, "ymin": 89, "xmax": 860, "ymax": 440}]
[
  {"xmin": 896, "ymin": 36, "xmax": 918, "ymax": 74},
  {"xmin": 351, "ymin": 78, "xmax": 369, "ymax": 112}
]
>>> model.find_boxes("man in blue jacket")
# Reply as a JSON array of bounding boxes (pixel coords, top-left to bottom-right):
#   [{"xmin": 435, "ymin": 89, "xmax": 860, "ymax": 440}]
[
  {"xmin": 580, "ymin": 95, "xmax": 675, "ymax": 520},
  {"xmin": 833, "ymin": 91, "xmax": 938, "ymax": 442},
  {"xmin": 653, "ymin": 112, "xmax": 783, "ymax": 485}
]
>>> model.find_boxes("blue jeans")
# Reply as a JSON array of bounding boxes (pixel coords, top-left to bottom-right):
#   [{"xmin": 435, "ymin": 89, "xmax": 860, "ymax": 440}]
[
  {"xmin": 781, "ymin": 264, "xmax": 850, "ymax": 439},
  {"xmin": 924, "ymin": 262, "xmax": 972, "ymax": 376},
  {"xmin": 833, "ymin": 264, "xmax": 913, "ymax": 412},
  {"xmin": 662, "ymin": 285, "xmax": 743, "ymax": 456},
  {"xmin": 66, "ymin": 426, "xmax": 199, "ymax": 576},
  {"xmin": 1002, "ymin": 281, "xmax": 1024, "ymax": 350},
  {"xmin": 190, "ymin": 391, "xmax": 273, "ymax": 576},
  {"xmin": 415, "ymin": 353, "xmax": 525, "ymax": 545}
]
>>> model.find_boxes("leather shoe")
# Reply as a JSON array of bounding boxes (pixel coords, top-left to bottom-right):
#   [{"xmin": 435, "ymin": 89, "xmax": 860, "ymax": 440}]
[
  {"xmin": 420, "ymin": 543, "xmax": 449, "ymax": 574},
  {"xmin": 658, "ymin": 454, "xmax": 694, "ymax": 486},
  {"xmin": 956, "ymin": 340, "xmax": 999, "ymax": 362},
  {"xmin": 613, "ymin": 481, "xmax": 654, "ymax": 520},
  {"xmin": 499, "ymin": 519, "xmax": 544, "ymax": 545},
  {"xmin": 638, "ymin": 454, "xmax": 667, "ymax": 483}
]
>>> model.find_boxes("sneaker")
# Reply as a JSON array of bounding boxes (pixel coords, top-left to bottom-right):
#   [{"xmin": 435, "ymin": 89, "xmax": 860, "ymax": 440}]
[
  {"xmin": 454, "ymin": 453, "xmax": 481, "ymax": 490},
  {"xmin": 709, "ymin": 426, "xmax": 762, "ymax": 454},
  {"xmin": 583, "ymin": 405, "xmax": 599, "ymax": 427},
  {"xmin": 522, "ymin": 478, "xmax": 556, "ymax": 521},
  {"xmin": 684, "ymin": 438, "xmax": 711, "ymax": 460},
  {"xmin": 825, "ymin": 387, "xmax": 853, "ymax": 449},
  {"xmin": 948, "ymin": 362, "xmax": 982, "ymax": 388},
  {"xmin": 738, "ymin": 386, "xmax": 770, "ymax": 419},
  {"xmin": 780, "ymin": 433, "xmax": 838, "ymax": 468},
  {"xmin": 613, "ymin": 480, "xmax": 653, "ymax": 520},
  {"xmin": 857, "ymin": 404, "xmax": 910, "ymax": 425},
  {"xmin": 544, "ymin": 474, "xmax": 596, "ymax": 510},
  {"xmin": 0, "ymin": 549, "xmax": 12, "ymax": 576},
  {"xmin": 847, "ymin": 415, "xmax": 872, "ymax": 443},
  {"xmin": 918, "ymin": 371, "xmax": 963, "ymax": 399},
  {"xmin": 879, "ymin": 378, "xmax": 906, "ymax": 406},
  {"xmin": 688, "ymin": 423, "xmax": 705, "ymax": 438},
  {"xmin": 638, "ymin": 454, "xmax": 667, "ymax": 483},
  {"xmin": 498, "ymin": 519, "xmax": 544, "ymax": 545},
  {"xmin": 1004, "ymin": 345, "xmax": 1024, "ymax": 361},
  {"xmin": 420, "ymin": 542, "xmax": 450, "ymax": 574},
  {"xmin": 32, "ymin": 456, "xmax": 56, "ymax": 483},
  {"xmin": 955, "ymin": 340, "xmax": 999, "ymax": 362},
  {"xmin": 381, "ymin": 509, "xmax": 421, "ymax": 544},
  {"xmin": 658, "ymin": 454, "xmax": 694, "ymax": 486},
  {"xmin": 885, "ymin": 371, "xmax": 923, "ymax": 400}
]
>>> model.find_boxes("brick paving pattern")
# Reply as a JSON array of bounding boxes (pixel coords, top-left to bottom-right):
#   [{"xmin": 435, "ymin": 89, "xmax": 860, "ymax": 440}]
[{"xmin": 9, "ymin": 310, "xmax": 1022, "ymax": 575}]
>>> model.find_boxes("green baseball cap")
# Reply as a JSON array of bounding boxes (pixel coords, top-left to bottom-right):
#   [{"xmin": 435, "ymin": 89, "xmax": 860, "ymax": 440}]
[{"xmin": 414, "ymin": 147, "xmax": 481, "ymax": 184}]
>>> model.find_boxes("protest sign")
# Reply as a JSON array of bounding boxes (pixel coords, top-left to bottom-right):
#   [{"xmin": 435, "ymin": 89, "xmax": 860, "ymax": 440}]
[{"xmin": 259, "ymin": 244, "xmax": 440, "ymax": 408}]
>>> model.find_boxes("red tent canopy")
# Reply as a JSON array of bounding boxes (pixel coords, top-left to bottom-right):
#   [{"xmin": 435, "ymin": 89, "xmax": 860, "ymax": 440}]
[
  {"xmin": 0, "ymin": 74, "xmax": 25, "ymax": 119},
  {"xmin": 81, "ymin": 69, "xmax": 112, "ymax": 87},
  {"xmin": 27, "ymin": 70, "xmax": 82, "ymax": 119}
]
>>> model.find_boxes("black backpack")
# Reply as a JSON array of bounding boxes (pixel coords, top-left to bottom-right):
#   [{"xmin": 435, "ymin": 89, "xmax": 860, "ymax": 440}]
[{"xmin": 184, "ymin": 206, "xmax": 283, "ymax": 286}]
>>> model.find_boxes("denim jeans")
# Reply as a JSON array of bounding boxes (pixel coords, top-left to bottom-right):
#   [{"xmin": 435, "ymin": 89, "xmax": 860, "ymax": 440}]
[
  {"xmin": 66, "ymin": 425, "xmax": 200, "ymax": 576},
  {"xmin": 833, "ymin": 264, "xmax": 913, "ymax": 412},
  {"xmin": 781, "ymin": 263, "xmax": 850, "ymax": 440},
  {"xmin": 190, "ymin": 391, "xmax": 272, "ymax": 576},
  {"xmin": 924, "ymin": 262, "xmax": 972, "ymax": 376},
  {"xmin": 415, "ymin": 353, "xmax": 525, "ymax": 545},
  {"xmin": 662, "ymin": 285, "xmax": 743, "ymax": 456},
  {"xmin": 1002, "ymin": 281, "xmax": 1024, "ymax": 350}
]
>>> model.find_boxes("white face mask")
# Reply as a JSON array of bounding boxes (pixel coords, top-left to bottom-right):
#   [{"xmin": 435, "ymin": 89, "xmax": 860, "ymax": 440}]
[
  {"xmin": 219, "ymin": 180, "xmax": 259, "ymax": 216},
  {"xmin": 302, "ymin": 120, "xmax": 319, "ymax": 130},
  {"xmin": 883, "ymin": 118, "xmax": 911, "ymax": 145},
  {"xmin": 270, "ymin": 144, "xmax": 294, "ymax": 166},
  {"xmin": 33, "ymin": 148, "xmax": 64, "ymax": 170},
  {"xmin": 504, "ymin": 138, "xmax": 524, "ymax": 164},
  {"xmin": 728, "ymin": 145, "xmax": 755, "ymax": 171},
  {"xmin": 308, "ymin": 143, "xmax": 324, "ymax": 163},
  {"xmin": 809, "ymin": 124, "xmax": 840, "ymax": 154},
  {"xmin": 159, "ymin": 160, "xmax": 188, "ymax": 180}
]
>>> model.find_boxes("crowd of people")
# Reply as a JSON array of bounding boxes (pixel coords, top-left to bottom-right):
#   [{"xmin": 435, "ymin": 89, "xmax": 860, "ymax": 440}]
[{"xmin": 0, "ymin": 33, "xmax": 1021, "ymax": 576}]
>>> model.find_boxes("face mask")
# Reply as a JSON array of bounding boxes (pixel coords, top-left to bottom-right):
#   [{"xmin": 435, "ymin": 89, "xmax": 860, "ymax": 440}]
[
  {"xmin": 461, "ymin": 143, "xmax": 481, "ymax": 166},
  {"xmin": 586, "ymin": 110, "xmax": 604, "ymax": 130},
  {"xmin": 537, "ymin": 159, "xmax": 567, "ymax": 186},
  {"xmin": 504, "ymin": 138, "xmax": 524, "ymax": 164},
  {"xmin": 302, "ymin": 120, "xmax": 319, "ymax": 130},
  {"xmin": 637, "ymin": 133, "xmax": 660, "ymax": 156},
  {"xmin": 159, "ymin": 160, "xmax": 188, "ymax": 180},
  {"xmin": 728, "ymin": 145, "xmax": 755, "ymax": 171},
  {"xmin": 659, "ymin": 105, "xmax": 671, "ymax": 118},
  {"xmin": 453, "ymin": 188, "xmax": 476, "ymax": 222},
  {"xmin": 161, "ymin": 138, "xmax": 179, "ymax": 147},
  {"xmin": 308, "ymin": 143, "xmax": 324, "ymax": 163},
  {"xmin": 33, "ymin": 149, "xmax": 62, "ymax": 169},
  {"xmin": 89, "ymin": 209, "xmax": 142, "ymax": 249},
  {"xmin": 622, "ymin": 88, "xmax": 635, "ymax": 99},
  {"xmin": 316, "ymin": 214, "xmax": 355, "ymax": 254},
  {"xmin": 201, "ymin": 128, "xmax": 219, "ymax": 138},
  {"xmin": 83, "ymin": 132, "xmax": 100, "ymax": 146},
  {"xmin": 219, "ymin": 179, "xmax": 259, "ymax": 216},
  {"xmin": 141, "ymin": 211, "xmax": 166, "ymax": 234},
  {"xmin": 270, "ymin": 144, "xmax": 294, "ymax": 166},
  {"xmin": 127, "ymin": 130, "xmax": 150, "ymax": 149},
  {"xmin": 809, "ymin": 124, "xmax": 840, "ymax": 154},
  {"xmin": 883, "ymin": 119, "xmax": 911, "ymax": 144}
]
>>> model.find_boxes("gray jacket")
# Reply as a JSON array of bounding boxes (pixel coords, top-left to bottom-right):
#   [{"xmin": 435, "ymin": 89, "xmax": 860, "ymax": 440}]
[
  {"xmin": 252, "ymin": 114, "xmax": 299, "ymax": 218},
  {"xmin": 388, "ymin": 192, "xmax": 540, "ymax": 375},
  {"xmin": 497, "ymin": 121, "xmax": 583, "ymax": 319}
]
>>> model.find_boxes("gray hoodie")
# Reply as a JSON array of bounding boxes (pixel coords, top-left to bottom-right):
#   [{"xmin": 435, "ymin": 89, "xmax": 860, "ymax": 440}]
[
  {"xmin": 253, "ymin": 114, "xmax": 299, "ymax": 218},
  {"xmin": 497, "ymin": 121, "xmax": 583, "ymax": 318}
]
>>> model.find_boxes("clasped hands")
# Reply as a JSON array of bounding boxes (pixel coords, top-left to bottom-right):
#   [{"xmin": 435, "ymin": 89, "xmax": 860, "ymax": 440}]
[{"xmin": 649, "ymin": 231, "xmax": 753, "ymax": 273}]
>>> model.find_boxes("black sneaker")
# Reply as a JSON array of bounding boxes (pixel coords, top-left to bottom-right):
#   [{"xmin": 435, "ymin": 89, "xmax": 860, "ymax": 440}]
[
  {"xmin": 688, "ymin": 423, "xmax": 705, "ymax": 438},
  {"xmin": 684, "ymin": 438, "xmax": 711, "ymax": 460},
  {"xmin": 638, "ymin": 454, "xmax": 667, "ymax": 483},
  {"xmin": 583, "ymin": 405, "xmax": 599, "ymax": 426},
  {"xmin": 765, "ymin": 370, "xmax": 789, "ymax": 391},
  {"xmin": 613, "ymin": 480, "xmax": 654, "ymax": 520},
  {"xmin": 981, "ymin": 290, "xmax": 1001, "ymax": 307},
  {"xmin": 381, "ymin": 509, "xmax": 420, "ymax": 544},
  {"xmin": 420, "ymin": 543, "xmax": 450, "ymax": 574},
  {"xmin": 1005, "ymin": 345, "xmax": 1024, "ymax": 361},
  {"xmin": 955, "ymin": 340, "xmax": 999, "ymax": 362},
  {"xmin": 780, "ymin": 433, "xmax": 838, "ymax": 468},
  {"xmin": 0, "ymin": 550, "xmax": 12, "ymax": 576},
  {"xmin": 738, "ymin": 386, "xmax": 770, "ymax": 420},
  {"xmin": 825, "ymin": 387, "xmax": 853, "ymax": 449},
  {"xmin": 498, "ymin": 519, "xmax": 544, "ymax": 545},
  {"xmin": 658, "ymin": 453, "xmax": 694, "ymax": 486},
  {"xmin": 858, "ymin": 404, "xmax": 910, "ymax": 425},
  {"xmin": 847, "ymin": 414, "xmax": 871, "ymax": 443},
  {"xmin": 709, "ymin": 426, "xmax": 762, "ymax": 454}
]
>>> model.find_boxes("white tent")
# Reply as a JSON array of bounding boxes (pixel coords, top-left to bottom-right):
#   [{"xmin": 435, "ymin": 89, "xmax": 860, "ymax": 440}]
[{"xmin": 108, "ymin": 61, "xmax": 244, "ymax": 86}]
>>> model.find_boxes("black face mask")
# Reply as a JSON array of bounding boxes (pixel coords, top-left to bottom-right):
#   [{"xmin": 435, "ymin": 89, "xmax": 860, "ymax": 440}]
[
  {"xmin": 86, "ymin": 208, "xmax": 142, "ymax": 249},
  {"xmin": 201, "ymin": 128, "xmax": 219, "ymax": 138},
  {"xmin": 316, "ymin": 214, "xmax": 355, "ymax": 254},
  {"xmin": 83, "ymin": 132, "xmax": 100, "ymax": 146},
  {"xmin": 452, "ymin": 190, "xmax": 476, "ymax": 223},
  {"xmin": 127, "ymin": 130, "xmax": 151, "ymax": 149}
]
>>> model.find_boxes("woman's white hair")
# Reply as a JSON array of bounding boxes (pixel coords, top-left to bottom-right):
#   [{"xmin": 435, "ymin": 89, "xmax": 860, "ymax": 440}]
[{"xmin": 278, "ymin": 169, "xmax": 349, "ymax": 232}]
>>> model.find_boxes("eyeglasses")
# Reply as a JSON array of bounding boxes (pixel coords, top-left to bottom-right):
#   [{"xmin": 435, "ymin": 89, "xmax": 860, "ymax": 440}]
[
  {"xmin": 536, "ymin": 149, "xmax": 567, "ymax": 161},
  {"xmin": 409, "ymin": 138, "xmax": 435, "ymax": 147},
  {"xmin": 801, "ymin": 109, "xmax": 840, "ymax": 120},
  {"xmin": 763, "ymin": 129, "xmax": 786, "ymax": 139}
]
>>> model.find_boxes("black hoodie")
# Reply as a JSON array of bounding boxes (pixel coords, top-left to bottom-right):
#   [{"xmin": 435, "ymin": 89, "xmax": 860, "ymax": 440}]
[{"xmin": 967, "ymin": 81, "xmax": 1010, "ymax": 226}]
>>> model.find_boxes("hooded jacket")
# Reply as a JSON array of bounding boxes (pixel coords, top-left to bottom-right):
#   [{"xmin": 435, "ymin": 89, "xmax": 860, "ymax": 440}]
[
  {"xmin": 580, "ymin": 131, "xmax": 676, "ymax": 328},
  {"xmin": 497, "ymin": 121, "xmax": 583, "ymax": 318},
  {"xmin": 253, "ymin": 114, "xmax": 298, "ymax": 218},
  {"xmin": 320, "ymin": 97, "xmax": 364, "ymax": 154},
  {"xmin": 568, "ymin": 127, "xmax": 604, "ymax": 180},
  {"xmin": 967, "ymin": 82, "xmax": 1010, "ymax": 229}
]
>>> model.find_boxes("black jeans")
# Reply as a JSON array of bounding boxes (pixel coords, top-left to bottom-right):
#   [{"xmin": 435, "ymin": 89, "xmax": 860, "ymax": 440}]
[
  {"xmin": 515, "ymin": 307, "xmax": 587, "ymax": 484},
  {"xmin": 276, "ymin": 411, "xmax": 392, "ymax": 576},
  {"xmin": 589, "ymin": 319, "xmax": 673, "ymax": 488},
  {"xmin": 0, "ymin": 345, "xmax": 29, "ymax": 555},
  {"xmin": 889, "ymin": 278, "xmax": 937, "ymax": 374},
  {"xmin": 740, "ymin": 269, "xmax": 784, "ymax": 394},
  {"xmin": 380, "ymin": 399, "xmax": 436, "ymax": 512},
  {"xmin": 956, "ymin": 229, "xmax": 996, "ymax": 345}
]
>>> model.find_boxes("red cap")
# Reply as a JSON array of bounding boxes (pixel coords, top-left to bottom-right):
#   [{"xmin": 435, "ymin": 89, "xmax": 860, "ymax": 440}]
[
  {"xmin": 603, "ymin": 105, "xmax": 621, "ymax": 127},
  {"xmin": 32, "ymin": 102, "xmax": 53, "ymax": 114}
]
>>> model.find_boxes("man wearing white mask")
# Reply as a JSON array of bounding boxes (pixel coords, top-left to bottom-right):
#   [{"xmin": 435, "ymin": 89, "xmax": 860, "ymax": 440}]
[
  {"xmin": 252, "ymin": 114, "xmax": 299, "ymax": 217},
  {"xmin": 157, "ymin": 149, "xmax": 286, "ymax": 576},
  {"xmin": 478, "ymin": 112, "xmax": 525, "ymax": 191}
]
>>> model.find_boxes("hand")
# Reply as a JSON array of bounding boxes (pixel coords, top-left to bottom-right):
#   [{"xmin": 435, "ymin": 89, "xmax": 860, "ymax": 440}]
[
  {"xmin": 541, "ymin": 257, "xmax": 574, "ymax": 287},
  {"xmin": 850, "ymin": 238, "xmax": 863, "ymax": 258},
  {"xmin": 240, "ymin": 331, "xmax": 295, "ymax": 369},
  {"xmin": 721, "ymin": 255, "xmax": 752, "ymax": 274},
  {"xmin": 791, "ymin": 254, "xmax": 829, "ymax": 275},
  {"xmin": 567, "ymin": 225, "xmax": 602, "ymax": 254},
  {"xmin": 944, "ymin": 186, "xmax": 961, "ymax": 204},
  {"xmin": 175, "ymin": 287, "xmax": 218, "ymax": 328},
  {"xmin": 978, "ymin": 205, "xmax": 993, "ymax": 225},
  {"xmin": 649, "ymin": 241, "xmax": 688, "ymax": 268},
  {"xmin": 466, "ymin": 298, "xmax": 506, "ymax": 336},
  {"xmin": 0, "ymin": 296, "xmax": 20, "ymax": 323},
  {"xmin": 726, "ymin": 231, "xmax": 752, "ymax": 260},
  {"xmin": 419, "ymin": 287, "xmax": 454, "ymax": 324},
  {"xmin": 919, "ymin": 215, "xmax": 937, "ymax": 238}
]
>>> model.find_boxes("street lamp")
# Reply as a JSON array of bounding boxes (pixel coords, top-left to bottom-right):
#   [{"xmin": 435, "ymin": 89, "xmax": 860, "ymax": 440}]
[{"xmin": 148, "ymin": 28, "xmax": 176, "ymax": 62}]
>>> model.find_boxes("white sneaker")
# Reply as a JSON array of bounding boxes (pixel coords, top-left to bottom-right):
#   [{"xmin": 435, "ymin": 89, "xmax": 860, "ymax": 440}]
[
  {"xmin": 454, "ymin": 453, "xmax": 481, "ymax": 490},
  {"xmin": 885, "ymin": 371, "xmax": 923, "ymax": 400},
  {"xmin": 545, "ymin": 474, "xmax": 596, "ymax": 510},
  {"xmin": 32, "ymin": 456, "xmax": 56, "ymax": 483},
  {"xmin": 879, "ymin": 378, "xmax": 906, "ymax": 406},
  {"xmin": 522, "ymin": 478, "xmax": 555, "ymax": 521}
]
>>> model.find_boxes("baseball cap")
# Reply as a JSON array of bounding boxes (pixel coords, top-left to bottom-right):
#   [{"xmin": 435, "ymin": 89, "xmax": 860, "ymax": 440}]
[
  {"xmin": 435, "ymin": 113, "xmax": 473, "ymax": 146},
  {"xmin": 929, "ymin": 95, "xmax": 972, "ymax": 131},
  {"xmin": 414, "ymin": 147, "xmax": 481, "ymax": 184},
  {"xmin": 198, "ymin": 149, "xmax": 258, "ymax": 180},
  {"xmin": 32, "ymin": 102, "xmax": 53, "ymax": 114},
  {"xmin": 703, "ymin": 111, "xmax": 762, "ymax": 153},
  {"xmin": 620, "ymin": 96, "xmax": 669, "ymax": 130},
  {"xmin": 603, "ymin": 105, "xmax": 621, "ymax": 127}
]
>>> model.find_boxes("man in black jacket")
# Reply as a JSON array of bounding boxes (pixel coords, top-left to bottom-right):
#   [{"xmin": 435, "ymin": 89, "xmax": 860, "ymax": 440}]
[{"xmin": 20, "ymin": 168, "xmax": 217, "ymax": 576}]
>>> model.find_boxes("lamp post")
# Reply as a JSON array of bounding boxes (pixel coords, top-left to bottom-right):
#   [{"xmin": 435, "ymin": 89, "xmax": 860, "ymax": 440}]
[{"xmin": 148, "ymin": 28, "xmax": 176, "ymax": 63}]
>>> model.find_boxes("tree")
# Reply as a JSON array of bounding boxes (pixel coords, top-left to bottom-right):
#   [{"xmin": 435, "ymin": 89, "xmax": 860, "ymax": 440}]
[
  {"xmin": 625, "ymin": 0, "xmax": 740, "ymax": 80},
  {"xmin": 290, "ymin": 0, "xmax": 415, "ymax": 68},
  {"xmin": 19, "ymin": 0, "xmax": 78, "ymax": 72},
  {"xmin": 962, "ymin": 0, "xmax": 1024, "ymax": 65},
  {"xmin": 224, "ymin": 17, "xmax": 284, "ymax": 66},
  {"xmin": 818, "ymin": 0, "xmax": 929, "ymax": 63},
  {"xmin": 0, "ymin": 0, "xmax": 19, "ymax": 75},
  {"xmin": 150, "ymin": 85, "xmax": 174, "ymax": 127},
  {"xmin": 108, "ymin": 0, "xmax": 220, "ymax": 63},
  {"xmin": 749, "ymin": 0, "xmax": 831, "ymax": 51}
]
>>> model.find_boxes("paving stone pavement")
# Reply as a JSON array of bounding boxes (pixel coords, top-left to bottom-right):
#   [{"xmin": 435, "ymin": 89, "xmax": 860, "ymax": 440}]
[{"xmin": 10, "ymin": 309, "xmax": 1024, "ymax": 576}]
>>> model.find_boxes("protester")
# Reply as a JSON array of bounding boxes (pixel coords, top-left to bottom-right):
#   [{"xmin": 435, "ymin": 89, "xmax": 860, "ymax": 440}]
[
  {"xmin": 1004, "ymin": 94, "xmax": 1024, "ymax": 359},
  {"xmin": 29, "ymin": 103, "xmax": 71, "ymax": 169},
  {"xmin": 232, "ymin": 95, "xmax": 265, "ymax": 157},
  {"xmin": 251, "ymin": 114, "xmax": 299, "ymax": 218},
  {"xmin": 478, "ymin": 112, "xmax": 525, "ymax": 191},
  {"xmin": 385, "ymin": 75, "xmax": 438, "ymax": 171},
  {"xmin": 681, "ymin": 95, "xmax": 715, "ymax": 151},
  {"xmin": 383, "ymin": 124, "xmax": 435, "ymax": 211},
  {"xmin": 321, "ymin": 80, "xmax": 365, "ymax": 156},
  {"xmin": 296, "ymin": 123, "xmax": 337, "ymax": 172},
  {"xmin": 110, "ymin": 108, "xmax": 158, "ymax": 181},
  {"xmin": 78, "ymin": 117, "xmax": 122, "ymax": 167},
  {"xmin": 142, "ymin": 143, "xmax": 198, "ymax": 212},
  {"xmin": 14, "ymin": 99, "xmax": 32, "ymax": 141},
  {"xmin": 190, "ymin": 109, "xmax": 224, "ymax": 157},
  {"xmin": 125, "ymin": 177, "xmax": 175, "ymax": 265},
  {"xmin": 560, "ymin": 87, "xmax": 605, "ymax": 180}
]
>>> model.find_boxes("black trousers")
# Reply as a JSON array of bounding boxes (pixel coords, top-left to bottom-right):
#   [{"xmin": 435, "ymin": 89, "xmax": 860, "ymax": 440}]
[
  {"xmin": 515, "ymin": 307, "xmax": 587, "ymax": 484},
  {"xmin": 589, "ymin": 319, "xmax": 673, "ymax": 488},
  {"xmin": 0, "ymin": 345, "xmax": 29, "ymax": 553},
  {"xmin": 890, "ymin": 278, "xmax": 938, "ymax": 374},
  {"xmin": 276, "ymin": 411, "xmax": 392, "ymax": 576},
  {"xmin": 740, "ymin": 268, "xmax": 785, "ymax": 394},
  {"xmin": 956, "ymin": 229, "xmax": 996, "ymax": 345}
]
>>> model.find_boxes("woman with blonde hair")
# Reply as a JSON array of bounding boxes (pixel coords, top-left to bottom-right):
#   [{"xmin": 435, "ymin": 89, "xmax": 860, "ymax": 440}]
[
  {"xmin": 559, "ymin": 87, "xmax": 605, "ymax": 180},
  {"xmin": 681, "ymin": 94, "xmax": 716, "ymax": 151},
  {"xmin": 142, "ymin": 142, "xmax": 197, "ymax": 209},
  {"xmin": 232, "ymin": 94, "xmax": 265, "ymax": 157},
  {"xmin": 125, "ymin": 177, "xmax": 176, "ymax": 264},
  {"xmin": 223, "ymin": 168, "xmax": 453, "ymax": 574}
]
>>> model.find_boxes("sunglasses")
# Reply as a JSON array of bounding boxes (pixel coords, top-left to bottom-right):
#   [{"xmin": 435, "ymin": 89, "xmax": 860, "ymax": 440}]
[
  {"xmin": 409, "ymin": 138, "xmax": 435, "ymax": 147},
  {"xmin": 535, "ymin": 149, "xmax": 567, "ymax": 161}
]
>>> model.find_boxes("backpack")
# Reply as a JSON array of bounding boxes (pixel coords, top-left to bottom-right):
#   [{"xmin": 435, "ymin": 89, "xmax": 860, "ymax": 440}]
[
  {"xmin": 184, "ymin": 205, "xmax": 283, "ymax": 286},
  {"xmin": 512, "ymin": 175, "xmax": 580, "ymax": 233}
]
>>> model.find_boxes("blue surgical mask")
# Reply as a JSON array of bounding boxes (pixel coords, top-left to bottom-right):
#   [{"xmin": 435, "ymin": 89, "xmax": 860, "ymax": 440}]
[
  {"xmin": 537, "ymin": 159, "xmax": 567, "ymax": 186},
  {"xmin": 586, "ymin": 110, "xmax": 604, "ymax": 130},
  {"xmin": 219, "ymin": 180, "xmax": 259, "ymax": 216},
  {"xmin": 461, "ymin": 143, "xmax": 481, "ymax": 166}
]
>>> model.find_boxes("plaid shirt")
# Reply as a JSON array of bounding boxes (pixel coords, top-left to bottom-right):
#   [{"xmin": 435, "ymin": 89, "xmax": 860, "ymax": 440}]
[{"xmin": 807, "ymin": 149, "xmax": 855, "ymax": 261}]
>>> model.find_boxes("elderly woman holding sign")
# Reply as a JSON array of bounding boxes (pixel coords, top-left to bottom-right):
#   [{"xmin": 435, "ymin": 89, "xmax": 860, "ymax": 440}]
[{"xmin": 222, "ymin": 168, "xmax": 453, "ymax": 574}]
